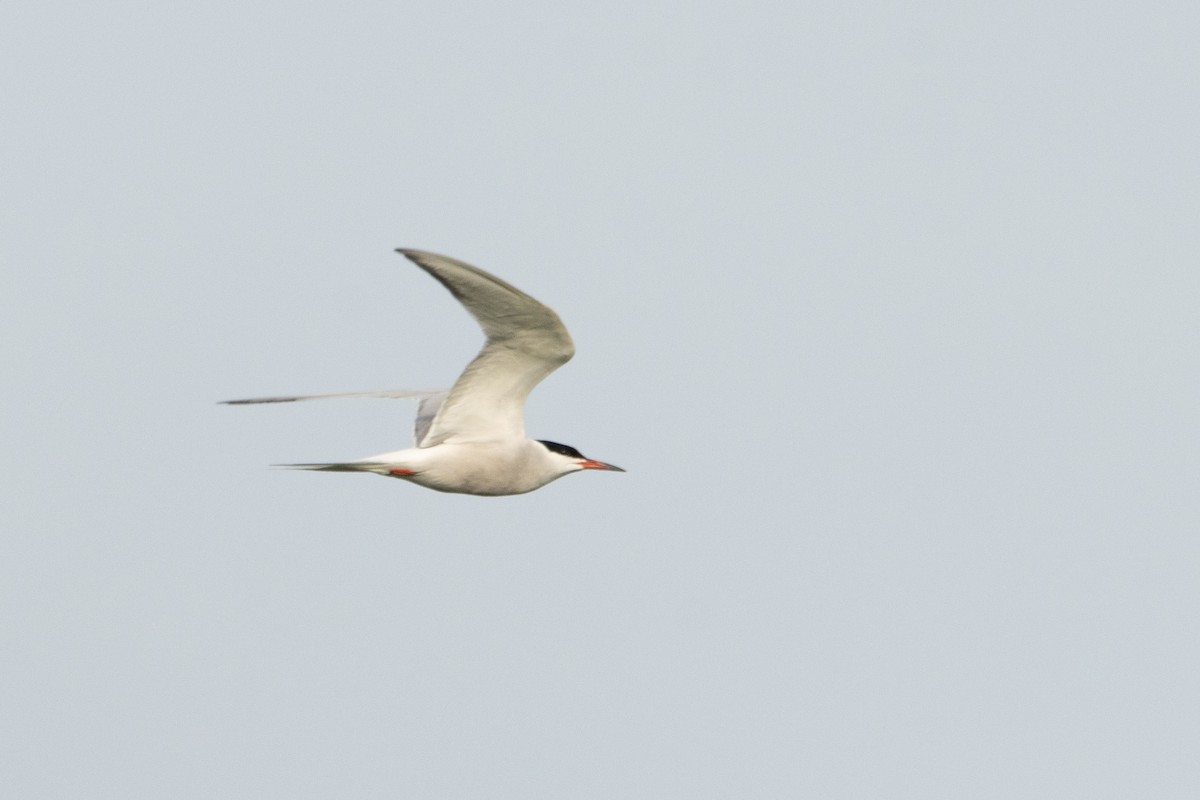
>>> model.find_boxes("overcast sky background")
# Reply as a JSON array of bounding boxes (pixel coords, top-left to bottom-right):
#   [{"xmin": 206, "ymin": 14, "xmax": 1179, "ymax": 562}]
[{"xmin": 3, "ymin": 2, "xmax": 1199, "ymax": 797}]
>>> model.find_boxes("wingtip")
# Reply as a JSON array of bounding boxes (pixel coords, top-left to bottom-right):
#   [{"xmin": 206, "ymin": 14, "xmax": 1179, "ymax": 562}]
[
  {"xmin": 220, "ymin": 397, "xmax": 299, "ymax": 405},
  {"xmin": 396, "ymin": 248, "xmax": 449, "ymax": 265}
]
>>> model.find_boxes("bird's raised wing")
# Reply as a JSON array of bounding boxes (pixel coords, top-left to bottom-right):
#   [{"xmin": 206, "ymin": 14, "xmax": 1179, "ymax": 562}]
[
  {"xmin": 397, "ymin": 249, "xmax": 575, "ymax": 446},
  {"xmin": 220, "ymin": 389, "xmax": 441, "ymax": 405},
  {"xmin": 220, "ymin": 389, "xmax": 448, "ymax": 446}
]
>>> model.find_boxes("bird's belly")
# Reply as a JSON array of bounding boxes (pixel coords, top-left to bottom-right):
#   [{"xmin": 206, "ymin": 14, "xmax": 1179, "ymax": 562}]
[{"xmin": 406, "ymin": 445, "xmax": 545, "ymax": 496}]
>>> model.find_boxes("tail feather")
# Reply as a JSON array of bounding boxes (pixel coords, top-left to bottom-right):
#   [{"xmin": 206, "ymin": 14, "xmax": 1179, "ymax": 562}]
[{"xmin": 272, "ymin": 462, "xmax": 390, "ymax": 473}]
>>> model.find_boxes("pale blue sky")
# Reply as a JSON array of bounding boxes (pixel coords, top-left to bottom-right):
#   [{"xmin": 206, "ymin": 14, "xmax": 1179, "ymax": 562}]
[{"xmin": 3, "ymin": 1, "xmax": 1199, "ymax": 797}]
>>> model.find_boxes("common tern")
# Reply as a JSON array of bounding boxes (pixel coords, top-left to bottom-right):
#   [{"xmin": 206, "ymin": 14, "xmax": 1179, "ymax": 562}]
[{"xmin": 224, "ymin": 249, "xmax": 624, "ymax": 496}]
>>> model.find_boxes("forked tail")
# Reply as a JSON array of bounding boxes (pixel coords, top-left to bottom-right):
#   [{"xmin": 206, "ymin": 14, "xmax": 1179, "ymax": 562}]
[{"xmin": 272, "ymin": 462, "xmax": 392, "ymax": 474}]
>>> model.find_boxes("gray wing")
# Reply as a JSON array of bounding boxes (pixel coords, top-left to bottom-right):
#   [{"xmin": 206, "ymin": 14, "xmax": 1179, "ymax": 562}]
[
  {"xmin": 221, "ymin": 389, "xmax": 448, "ymax": 446},
  {"xmin": 397, "ymin": 249, "xmax": 575, "ymax": 446},
  {"xmin": 413, "ymin": 391, "xmax": 449, "ymax": 446}
]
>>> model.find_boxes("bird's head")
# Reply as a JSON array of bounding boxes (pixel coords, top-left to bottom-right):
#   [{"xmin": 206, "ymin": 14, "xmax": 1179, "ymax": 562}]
[{"xmin": 538, "ymin": 440, "xmax": 625, "ymax": 476}]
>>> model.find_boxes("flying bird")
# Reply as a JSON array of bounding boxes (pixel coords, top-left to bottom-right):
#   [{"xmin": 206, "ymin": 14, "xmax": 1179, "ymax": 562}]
[{"xmin": 223, "ymin": 249, "xmax": 624, "ymax": 496}]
